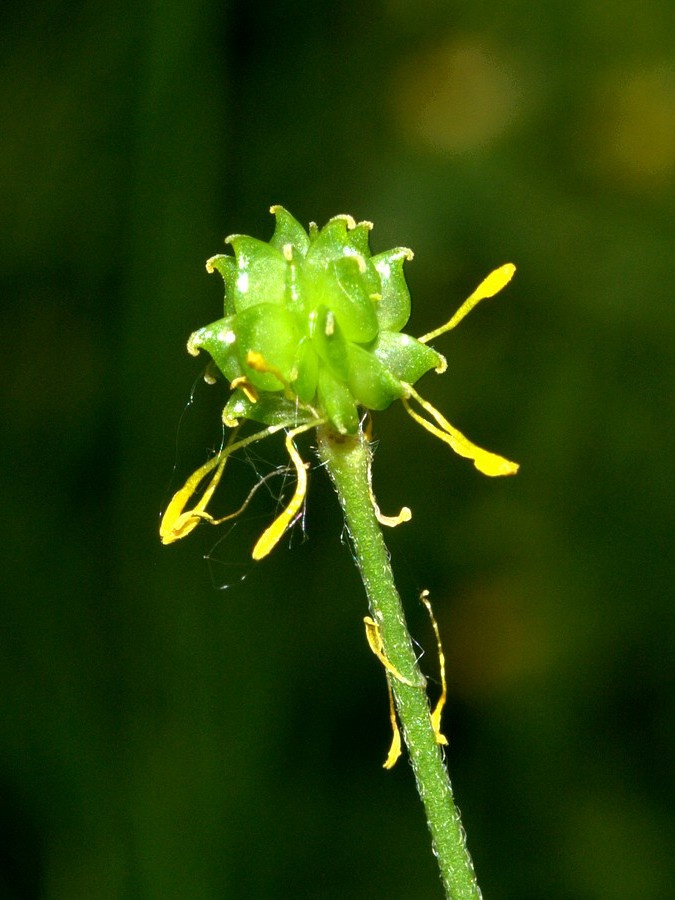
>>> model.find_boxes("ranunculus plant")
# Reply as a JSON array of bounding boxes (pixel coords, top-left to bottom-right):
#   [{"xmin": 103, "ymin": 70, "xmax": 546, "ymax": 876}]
[{"xmin": 161, "ymin": 206, "xmax": 518, "ymax": 898}]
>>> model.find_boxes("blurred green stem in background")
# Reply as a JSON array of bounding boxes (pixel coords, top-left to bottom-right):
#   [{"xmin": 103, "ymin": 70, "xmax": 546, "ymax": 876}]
[{"xmin": 317, "ymin": 424, "xmax": 482, "ymax": 900}]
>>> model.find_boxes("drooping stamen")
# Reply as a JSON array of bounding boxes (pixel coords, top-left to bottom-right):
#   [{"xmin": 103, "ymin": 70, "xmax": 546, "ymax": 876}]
[
  {"xmin": 419, "ymin": 590, "xmax": 448, "ymax": 747},
  {"xmin": 402, "ymin": 384, "xmax": 519, "ymax": 477},
  {"xmin": 383, "ymin": 679, "xmax": 402, "ymax": 770},
  {"xmin": 364, "ymin": 615, "xmax": 429, "ymax": 768},
  {"xmin": 364, "ymin": 616, "xmax": 416, "ymax": 686},
  {"xmin": 363, "ymin": 615, "xmax": 413, "ymax": 770},
  {"xmin": 366, "ymin": 444, "xmax": 412, "ymax": 527},
  {"xmin": 418, "ymin": 263, "xmax": 516, "ymax": 344},
  {"xmin": 372, "ymin": 501, "xmax": 412, "ymax": 528},
  {"xmin": 160, "ymin": 422, "xmax": 294, "ymax": 544},
  {"xmin": 160, "ymin": 448, "xmax": 230, "ymax": 544}
]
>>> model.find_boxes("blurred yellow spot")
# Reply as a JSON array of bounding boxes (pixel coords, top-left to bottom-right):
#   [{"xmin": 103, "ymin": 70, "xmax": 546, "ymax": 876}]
[
  {"xmin": 442, "ymin": 578, "xmax": 553, "ymax": 698},
  {"xmin": 390, "ymin": 35, "xmax": 524, "ymax": 154},
  {"xmin": 584, "ymin": 65, "xmax": 675, "ymax": 190}
]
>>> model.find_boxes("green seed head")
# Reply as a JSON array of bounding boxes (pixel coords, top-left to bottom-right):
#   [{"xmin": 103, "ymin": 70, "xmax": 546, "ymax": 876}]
[{"xmin": 189, "ymin": 206, "xmax": 444, "ymax": 433}]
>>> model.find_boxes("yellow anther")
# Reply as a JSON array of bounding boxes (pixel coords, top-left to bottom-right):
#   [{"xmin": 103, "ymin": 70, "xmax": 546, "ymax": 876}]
[
  {"xmin": 418, "ymin": 263, "xmax": 516, "ymax": 344},
  {"xmin": 251, "ymin": 421, "xmax": 318, "ymax": 560},
  {"xmin": 160, "ymin": 450, "xmax": 229, "ymax": 545}
]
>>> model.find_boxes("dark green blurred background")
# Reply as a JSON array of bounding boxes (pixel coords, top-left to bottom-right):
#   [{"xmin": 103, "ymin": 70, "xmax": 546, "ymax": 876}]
[{"xmin": 2, "ymin": 1, "xmax": 674, "ymax": 897}]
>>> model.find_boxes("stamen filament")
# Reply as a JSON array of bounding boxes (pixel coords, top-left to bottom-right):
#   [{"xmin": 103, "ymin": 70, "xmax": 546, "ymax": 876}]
[
  {"xmin": 364, "ymin": 615, "xmax": 415, "ymax": 769},
  {"xmin": 205, "ymin": 467, "xmax": 294, "ymax": 525},
  {"xmin": 230, "ymin": 376, "xmax": 259, "ymax": 403}
]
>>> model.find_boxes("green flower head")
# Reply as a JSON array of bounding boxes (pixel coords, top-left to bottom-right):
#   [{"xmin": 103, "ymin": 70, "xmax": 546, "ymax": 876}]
[
  {"xmin": 188, "ymin": 205, "xmax": 442, "ymax": 434},
  {"xmin": 161, "ymin": 207, "xmax": 518, "ymax": 557}
]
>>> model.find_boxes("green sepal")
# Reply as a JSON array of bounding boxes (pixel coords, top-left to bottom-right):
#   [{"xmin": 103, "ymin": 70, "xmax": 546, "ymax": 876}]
[
  {"xmin": 206, "ymin": 254, "xmax": 237, "ymax": 316},
  {"xmin": 292, "ymin": 337, "xmax": 319, "ymax": 403},
  {"xmin": 331, "ymin": 256, "xmax": 379, "ymax": 341},
  {"xmin": 317, "ymin": 367, "xmax": 359, "ymax": 434},
  {"xmin": 345, "ymin": 220, "xmax": 373, "ymax": 258},
  {"xmin": 308, "ymin": 257, "xmax": 378, "ymax": 343},
  {"xmin": 372, "ymin": 247, "xmax": 414, "ymax": 331},
  {"xmin": 306, "ymin": 215, "xmax": 358, "ymax": 267},
  {"xmin": 309, "ymin": 305, "xmax": 350, "ymax": 382},
  {"xmin": 372, "ymin": 331, "xmax": 445, "ymax": 384},
  {"xmin": 223, "ymin": 390, "xmax": 314, "ymax": 428},
  {"xmin": 235, "ymin": 304, "xmax": 299, "ymax": 391},
  {"xmin": 269, "ymin": 205, "xmax": 310, "ymax": 257},
  {"xmin": 346, "ymin": 342, "xmax": 405, "ymax": 410},
  {"xmin": 306, "ymin": 217, "xmax": 378, "ymax": 299},
  {"xmin": 281, "ymin": 245, "xmax": 307, "ymax": 319},
  {"xmin": 188, "ymin": 316, "xmax": 242, "ymax": 383},
  {"xmin": 226, "ymin": 235, "xmax": 289, "ymax": 311}
]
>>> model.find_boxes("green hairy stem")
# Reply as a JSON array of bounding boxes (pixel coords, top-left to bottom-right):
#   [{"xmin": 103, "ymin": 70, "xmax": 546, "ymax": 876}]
[{"xmin": 317, "ymin": 425, "xmax": 482, "ymax": 899}]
